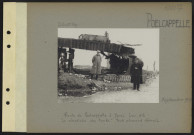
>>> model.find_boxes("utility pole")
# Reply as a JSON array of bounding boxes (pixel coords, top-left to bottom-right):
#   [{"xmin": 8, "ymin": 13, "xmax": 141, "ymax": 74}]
[
  {"xmin": 107, "ymin": 52, "xmax": 110, "ymax": 69},
  {"xmin": 153, "ymin": 61, "xmax": 156, "ymax": 71}
]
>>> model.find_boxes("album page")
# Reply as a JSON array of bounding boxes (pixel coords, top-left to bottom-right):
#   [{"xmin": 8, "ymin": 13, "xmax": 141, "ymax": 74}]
[{"xmin": 2, "ymin": 2, "xmax": 192, "ymax": 133}]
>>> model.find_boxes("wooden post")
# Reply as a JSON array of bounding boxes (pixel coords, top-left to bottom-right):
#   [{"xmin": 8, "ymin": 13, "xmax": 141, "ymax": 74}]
[{"xmin": 107, "ymin": 52, "xmax": 110, "ymax": 69}]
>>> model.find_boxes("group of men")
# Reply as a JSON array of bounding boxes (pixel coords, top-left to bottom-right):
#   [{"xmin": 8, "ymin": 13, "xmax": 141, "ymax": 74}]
[
  {"xmin": 90, "ymin": 51, "xmax": 144, "ymax": 91},
  {"xmin": 58, "ymin": 48, "xmax": 75, "ymax": 73},
  {"xmin": 100, "ymin": 52, "xmax": 129, "ymax": 74},
  {"xmin": 59, "ymin": 50, "xmax": 143, "ymax": 91}
]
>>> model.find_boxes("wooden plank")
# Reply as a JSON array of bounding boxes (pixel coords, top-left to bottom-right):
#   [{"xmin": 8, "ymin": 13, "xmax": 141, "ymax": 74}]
[{"xmin": 58, "ymin": 38, "xmax": 134, "ymax": 54}]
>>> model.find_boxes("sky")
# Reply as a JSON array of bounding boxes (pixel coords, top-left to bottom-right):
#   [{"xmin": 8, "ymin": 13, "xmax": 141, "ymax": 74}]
[{"xmin": 58, "ymin": 28, "xmax": 159, "ymax": 71}]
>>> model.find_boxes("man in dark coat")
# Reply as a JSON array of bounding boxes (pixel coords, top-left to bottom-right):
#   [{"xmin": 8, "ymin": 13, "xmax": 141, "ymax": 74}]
[{"xmin": 130, "ymin": 58, "xmax": 143, "ymax": 91}]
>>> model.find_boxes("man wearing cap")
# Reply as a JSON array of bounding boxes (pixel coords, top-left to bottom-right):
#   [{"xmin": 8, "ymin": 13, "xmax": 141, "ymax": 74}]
[{"xmin": 91, "ymin": 50, "xmax": 102, "ymax": 80}]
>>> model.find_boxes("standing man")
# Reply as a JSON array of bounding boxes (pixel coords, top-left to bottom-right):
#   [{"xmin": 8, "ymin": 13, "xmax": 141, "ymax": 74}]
[
  {"xmin": 68, "ymin": 48, "xmax": 75, "ymax": 73},
  {"xmin": 130, "ymin": 58, "xmax": 143, "ymax": 91},
  {"xmin": 91, "ymin": 50, "xmax": 102, "ymax": 80},
  {"xmin": 59, "ymin": 52, "xmax": 67, "ymax": 72}
]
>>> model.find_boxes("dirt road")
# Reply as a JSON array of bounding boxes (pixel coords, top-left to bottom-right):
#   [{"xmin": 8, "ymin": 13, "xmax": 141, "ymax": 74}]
[{"xmin": 58, "ymin": 76, "xmax": 159, "ymax": 103}]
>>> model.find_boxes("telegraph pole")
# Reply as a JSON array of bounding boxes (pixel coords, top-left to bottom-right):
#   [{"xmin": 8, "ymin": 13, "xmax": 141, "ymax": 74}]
[{"xmin": 153, "ymin": 61, "xmax": 156, "ymax": 71}]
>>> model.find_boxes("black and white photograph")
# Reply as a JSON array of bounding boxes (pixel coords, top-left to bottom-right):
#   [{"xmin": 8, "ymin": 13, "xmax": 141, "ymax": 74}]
[{"xmin": 58, "ymin": 28, "xmax": 159, "ymax": 103}]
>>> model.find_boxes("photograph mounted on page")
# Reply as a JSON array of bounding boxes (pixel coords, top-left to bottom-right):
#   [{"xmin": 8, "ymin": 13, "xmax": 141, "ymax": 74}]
[{"xmin": 57, "ymin": 28, "xmax": 159, "ymax": 103}]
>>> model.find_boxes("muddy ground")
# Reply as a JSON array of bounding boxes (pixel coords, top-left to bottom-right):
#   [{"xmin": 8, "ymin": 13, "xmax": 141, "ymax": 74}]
[{"xmin": 58, "ymin": 68, "xmax": 157, "ymax": 98}]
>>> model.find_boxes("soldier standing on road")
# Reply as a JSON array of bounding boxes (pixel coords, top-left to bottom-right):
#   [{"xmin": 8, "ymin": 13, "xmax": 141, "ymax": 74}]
[
  {"xmin": 130, "ymin": 58, "xmax": 143, "ymax": 91},
  {"xmin": 91, "ymin": 50, "xmax": 102, "ymax": 80}
]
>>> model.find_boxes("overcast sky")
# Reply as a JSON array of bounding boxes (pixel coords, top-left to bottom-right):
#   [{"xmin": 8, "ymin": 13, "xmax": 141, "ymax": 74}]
[{"xmin": 58, "ymin": 28, "xmax": 159, "ymax": 71}]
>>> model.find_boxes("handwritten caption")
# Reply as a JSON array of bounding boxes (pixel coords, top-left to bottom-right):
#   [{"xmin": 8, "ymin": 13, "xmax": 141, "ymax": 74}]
[
  {"xmin": 164, "ymin": 4, "xmax": 183, "ymax": 11},
  {"xmin": 161, "ymin": 97, "xmax": 192, "ymax": 104},
  {"xmin": 61, "ymin": 112, "xmax": 160, "ymax": 124},
  {"xmin": 58, "ymin": 22, "xmax": 78, "ymax": 27}
]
